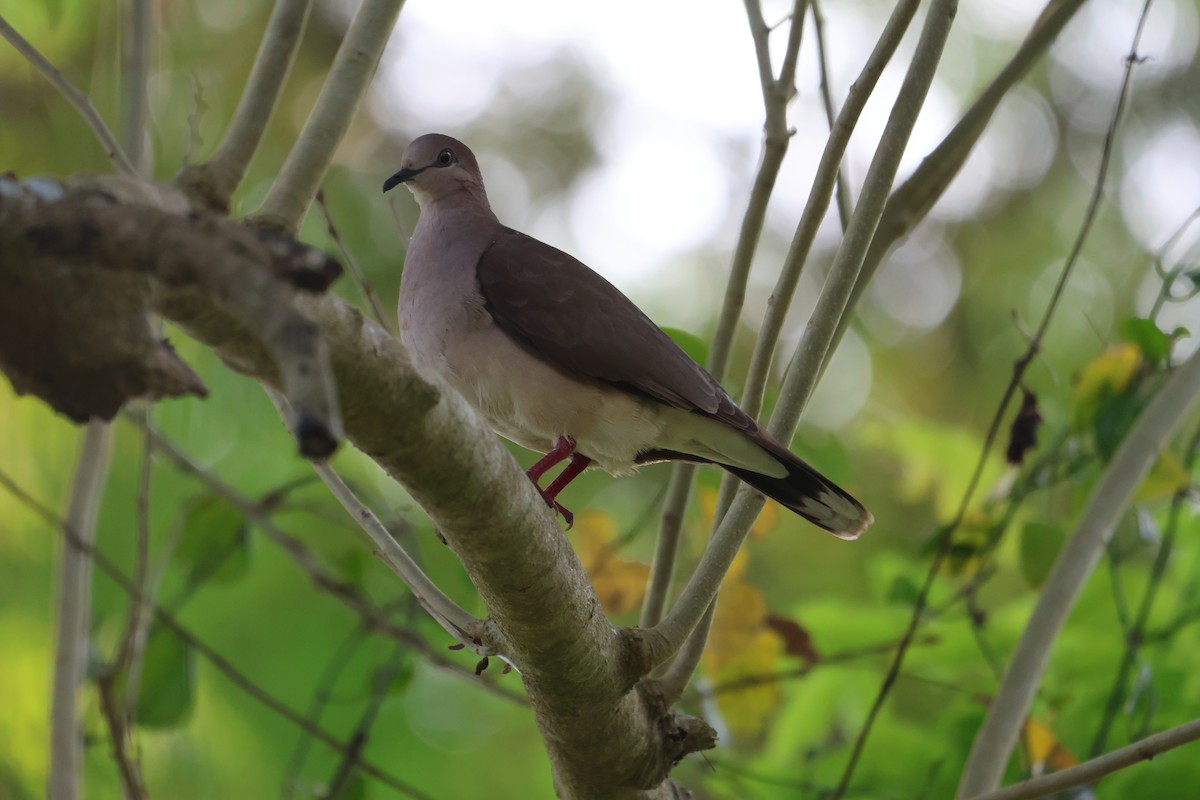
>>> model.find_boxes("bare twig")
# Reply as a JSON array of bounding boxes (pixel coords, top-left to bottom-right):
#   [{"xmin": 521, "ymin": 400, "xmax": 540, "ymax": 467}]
[
  {"xmin": 957, "ymin": 6, "xmax": 1164, "ymax": 792},
  {"xmin": 809, "ymin": 0, "xmax": 852, "ymax": 230},
  {"xmin": 317, "ymin": 189, "xmax": 391, "ymax": 330},
  {"xmin": 96, "ymin": 670, "xmax": 147, "ymax": 800},
  {"xmin": 966, "ymin": 718, "xmax": 1200, "ymax": 800},
  {"xmin": 642, "ymin": 0, "xmax": 956, "ymax": 681},
  {"xmin": 772, "ymin": 0, "xmax": 958, "ymax": 442},
  {"xmin": 0, "ymin": 466, "xmax": 435, "ymax": 800},
  {"xmin": 0, "ymin": 15, "xmax": 137, "ymax": 175},
  {"xmin": 641, "ymin": 0, "xmax": 808, "ymax": 632},
  {"xmin": 122, "ymin": 0, "xmax": 153, "ymax": 175},
  {"xmin": 702, "ymin": 635, "xmax": 940, "ymax": 696},
  {"xmin": 252, "ymin": 0, "xmax": 406, "ymax": 232},
  {"xmin": 738, "ymin": 0, "xmax": 920, "ymax": 420},
  {"xmin": 325, "ymin": 642, "xmax": 410, "ymax": 795},
  {"xmin": 125, "ymin": 413, "xmax": 503, "ymax": 659},
  {"xmin": 832, "ymin": 0, "xmax": 1093, "ymax": 353},
  {"xmin": 48, "ymin": 422, "xmax": 115, "ymax": 800},
  {"xmin": 118, "ymin": 414, "xmax": 155, "ymax": 719},
  {"xmin": 266, "ymin": 387, "xmax": 493, "ymax": 651},
  {"xmin": 179, "ymin": 0, "xmax": 315, "ymax": 209},
  {"xmin": 282, "ymin": 626, "xmax": 370, "ymax": 799}
]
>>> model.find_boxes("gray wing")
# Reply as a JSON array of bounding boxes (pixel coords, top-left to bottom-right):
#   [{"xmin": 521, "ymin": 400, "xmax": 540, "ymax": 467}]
[{"xmin": 476, "ymin": 227, "xmax": 755, "ymax": 432}]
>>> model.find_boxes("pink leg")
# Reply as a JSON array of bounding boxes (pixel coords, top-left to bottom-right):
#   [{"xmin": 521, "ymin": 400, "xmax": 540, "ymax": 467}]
[
  {"xmin": 524, "ymin": 437, "xmax": 591, "ymax": 528},
  {"xmin": 526, "ymin": 436, "xmax": 576, "ymax": 482}
]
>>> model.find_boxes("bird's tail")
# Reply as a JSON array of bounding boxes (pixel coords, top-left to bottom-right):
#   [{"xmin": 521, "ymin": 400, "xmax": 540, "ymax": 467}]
[{"xmin": 721, "ymin": 435, "xmax": 872, "ymax": 540}]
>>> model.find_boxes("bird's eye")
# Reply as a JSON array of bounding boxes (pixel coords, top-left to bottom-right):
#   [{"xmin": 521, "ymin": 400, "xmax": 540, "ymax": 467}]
[{"xmin": 436, "ymin": 149, "xmax": 455, "ymax": 166}]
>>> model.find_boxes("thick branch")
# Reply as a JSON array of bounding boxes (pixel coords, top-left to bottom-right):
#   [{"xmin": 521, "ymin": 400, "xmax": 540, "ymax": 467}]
[{"xmin": 0, "ymin": 176, "xmax": 341, "ymax": 451}]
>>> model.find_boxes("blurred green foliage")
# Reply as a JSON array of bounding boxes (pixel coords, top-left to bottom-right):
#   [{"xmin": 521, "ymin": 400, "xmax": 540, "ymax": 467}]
[{"xmin": 1, "ymin": 1, "xmax": 1199, "ymax": 798}]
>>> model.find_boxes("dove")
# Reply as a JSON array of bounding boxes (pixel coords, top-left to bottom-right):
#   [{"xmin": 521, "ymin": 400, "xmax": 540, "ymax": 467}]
[{"xmin": 384, "ymin": 133, "xmax": 871, "ymax": 538}]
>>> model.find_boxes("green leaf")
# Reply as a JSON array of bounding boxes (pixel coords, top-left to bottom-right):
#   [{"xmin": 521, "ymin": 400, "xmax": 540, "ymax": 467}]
[
  {"xmin": 175, "ymin": 494, "xmax": 251, "ymax": 587},
  {"xmin": 1019, "ymin": 522, "xmax": 1065, "ymax": 588},
  {"xmin": 135, "ymin": 624, "xmax": 195, "ymax": 728},
  {"xmin": 1092, "ymin": 388, "xmax": 1147, "ymax": 461},
  {"xmin": 1119, "ymin": 318, "xmax": 1172, "ymax": 364},
  {"xmin": 661, "ymin": 327, "xmax": 709, "ymax": 368},
  {"xmin": 333, "ymin": 773, "xmax": 368, "ymax": 800},
  {"xmin": 886, "ymin": 576, "xmax": 921, "ymax": 606}
]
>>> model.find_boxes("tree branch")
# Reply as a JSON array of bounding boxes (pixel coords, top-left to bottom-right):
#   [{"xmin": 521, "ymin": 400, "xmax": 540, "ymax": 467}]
[
  {"xmin": 773, "ymin": 0, "xmax": 958, "ymax": 440},
  {"xmin": 957, "ymin": 349, "xmax": 1200, "ymax": 796},
  {"xmin": 176, "ymin": 0, "xmax": 314, "ymax": 211},
  {"xmin": 738, "ymin": 0, "xmax": 919, "ymax": 419},
  {"xmin": 965, "ymin": 718, "xmax": 1200, "ymax": 800},
  {"xmin": 644, "ymin": 0, "xmax": 956, "ymax": 674},
  {"xmin": 252, "ymin": 0, "xmax": 405, "ymax": 232},
  {"xmin": 832, "ymin": 0, "xmax": 1093, "ymax": 353},
  {"xmin": 266, "ymin": 387, "xmax": 494, "ymax": 649},
  {"xmin": 641, "ymin": 0, "xmax": 808, "ymax": 633}
]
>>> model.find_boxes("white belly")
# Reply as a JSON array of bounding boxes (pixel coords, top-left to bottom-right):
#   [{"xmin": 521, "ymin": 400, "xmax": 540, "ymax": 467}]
[{"xmin": 400, "ymin": 274, "xmax": 663, "ymax": 474}]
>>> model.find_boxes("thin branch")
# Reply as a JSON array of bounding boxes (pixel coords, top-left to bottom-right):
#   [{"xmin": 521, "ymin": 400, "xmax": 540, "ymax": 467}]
[
  {"xmin": 832, "ymin": 0, "xmax": 1093, "ymax": 353},
  {"xmin": 0, "ymin": 466, "xmax": 436, "ymax": 800},
  {"xmin": 266, "ymin": 387, "xmax": 493, "ymax": 650},
  {"xmin": 965, "ymin": 718, "xmax": 1200, "ymax": 800},
  {"xmin": 252, "ymin": 0, "xmax": 406, "ymax": 232},
  {"xmin": 312, "ymin": 457, "xmax": 492, "ymax": 646},
  {"xmin": 0, "ymin": 15, "xmax": 137, "ymax": 175},
  {"xmin": 117, "ymin": 412, "xmax": 155, "ymax": 721},
  {"xmin": 125, "ymin": 413, "xmax": 505, "ymax": 661},
  {"xmin": 957, "ymin": 6, "xmax": 1163, "ymax": 791},
  {"xmin": 325, "ymin": 641, "xmax": 409, "ymax": 796},
  {"xmin": 738, "ymin": 0, "xmax": 920, "ymax": 419},
  {"xmin": 96, "ymin": 671, "xmax": 147, "ymax": 800},
  {"xmin": 654, "ymin": 601, "xmax": 716, "ymax": 703},
  {"xmin": 282, "ymin": 626, "xmax": 370, "ymax": 799},
  {"xmin": 643, "ymin": 0, "xmax": 956, "ymax": 676},
  {"xmin": 809, "ymin": 0, "xmax": 852, "ymax": 231},
  {"xmin": 640, "ymin": 465, "xmax": 696, "ymax": 629},
  {"xmin": 180, "ymin": 0, "xmax": 315, "ymax": 209},
  {"xmin": 317, "ymin": 189, "xmax": 391, "ymax": 330},
  {"xmin": 641, "ymin": 0, "xmax": 807, "ymax": 633},
  {"xmin": 122, "ymin": 0, "xmax": 153, "ymax": 175},
  {"xmin": 772, "ymin": 0, "xmax": 958, "ymax": 442},
  {"xmin": 48, "ymin": 422, "xmax": 115, "ymax": 800}
]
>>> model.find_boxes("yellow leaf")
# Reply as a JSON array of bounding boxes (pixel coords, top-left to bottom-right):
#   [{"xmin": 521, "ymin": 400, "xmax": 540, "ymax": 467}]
[
  {"xmin": 574, "ymin": 511, "xmax": 649, "ymax": 615},
  {"xmin": 710, "ymin": 628, "xmax": 785, "ymax": 739},
  {"xmin": 1135, "ymin": 450, "xmax": 1191, "ymax": 503},
  {"xmin": 702, "ymin": 580, "xmax": 767, "ymax": 674},
  {"xmin": 1074, "ymin": 343, "xmax": 1142, "ymax": 401},
  {"xmin": 698, "ymin": 487, "xmax": 780, "ymax": 539},
  {"xmin": 1023, "ymin": 717, "xmax": 1077, "ymax": 775},
  {"xmin": 1072, "ymin": 344, "xmax": 1142, "ymax": 430}
]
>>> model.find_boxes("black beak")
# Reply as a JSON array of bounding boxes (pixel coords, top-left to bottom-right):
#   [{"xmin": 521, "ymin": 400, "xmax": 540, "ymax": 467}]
[{"xmin": 382, "ymin": 166, "xmax": 425, "ymax": 193}]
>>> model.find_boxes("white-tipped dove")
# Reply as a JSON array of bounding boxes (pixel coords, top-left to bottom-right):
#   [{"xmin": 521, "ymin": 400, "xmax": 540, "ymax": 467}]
[{"xmin": 383, "ymin": 133, "xmax": 872, "ymax": 539}]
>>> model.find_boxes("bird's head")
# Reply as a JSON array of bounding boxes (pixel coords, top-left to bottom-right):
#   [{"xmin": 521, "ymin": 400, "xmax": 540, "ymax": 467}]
[{"xmin": 382, "ymin": 133, "xmax": 487, "ymax": 206}]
